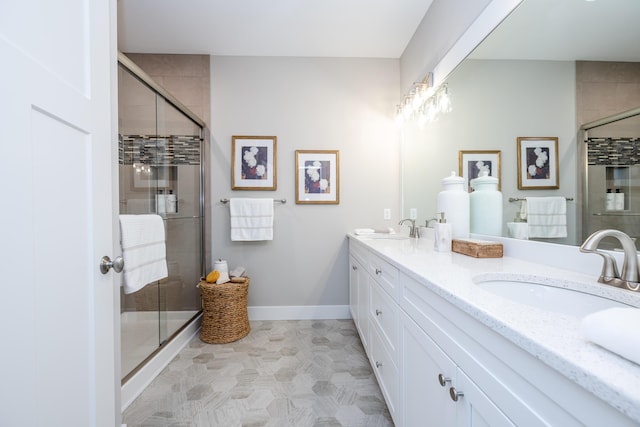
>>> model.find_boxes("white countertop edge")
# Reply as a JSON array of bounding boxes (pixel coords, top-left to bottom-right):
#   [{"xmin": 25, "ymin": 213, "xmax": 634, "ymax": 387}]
[{"xmin": 348, "ymin": 233, "xmax": 640, "ymax": 423}]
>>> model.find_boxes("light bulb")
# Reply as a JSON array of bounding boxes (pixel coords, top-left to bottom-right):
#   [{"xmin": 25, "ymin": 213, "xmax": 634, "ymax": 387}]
[{"xmin": 438, "ymin": 87, "xmax": 452, "ymax": 113}]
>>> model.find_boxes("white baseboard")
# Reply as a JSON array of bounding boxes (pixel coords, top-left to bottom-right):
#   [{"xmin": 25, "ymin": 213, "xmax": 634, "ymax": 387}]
[
  {"xmin": 121, "ymin": 313, "xmax": 202, "ymax": 412},
  {"xmin": 247, "ymin": 305, "xmax": 351, "ymax": 320}
]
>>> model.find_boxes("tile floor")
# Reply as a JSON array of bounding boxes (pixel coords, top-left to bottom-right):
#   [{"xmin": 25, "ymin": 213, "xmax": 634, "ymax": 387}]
[{"xmin": 122, "ymin": 319, "xmax": 394, "ymax": 427}]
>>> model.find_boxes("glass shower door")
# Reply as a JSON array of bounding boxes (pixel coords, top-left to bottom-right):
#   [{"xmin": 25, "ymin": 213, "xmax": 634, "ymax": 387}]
[
  {"xmin": 118, "ymin": 61, "xmax": 205, "ymax": 381},
  {"xmin": 155, "ymin": 97, "xmax": 203, "ymax": 345},
  {"xmin": 118, "ymin": 64, "xmax": 162, "ymax": 379}
]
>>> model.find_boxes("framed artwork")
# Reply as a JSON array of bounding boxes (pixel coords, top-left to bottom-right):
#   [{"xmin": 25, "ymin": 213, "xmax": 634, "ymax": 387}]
[
  {"xmin": 517, "ymin": 137, "xmax": 559, "ymax": 190},
  {"xmin": 295, "ymin": 150, "xmax": 340, "ymax": 204},
  {"xmin": 458, "ymin": 150, "xmax": 501, "ymax": 192},
  {"xmin": 232, "ymin": 135, "xmax": 277, "ymax": 190}
]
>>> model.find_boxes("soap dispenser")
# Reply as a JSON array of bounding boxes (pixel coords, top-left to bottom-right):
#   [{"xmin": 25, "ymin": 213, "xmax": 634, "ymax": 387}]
[
  {"xmin": 156, "ymin": 189, "xmax": 166, "ymax": 214},
  {"xmin": 166, "ymin": 189, "xmax": 177, "ymax": 213},
  {"xmin": 434, "ymin": 212, "xmax": 452, "ymax": 252}
]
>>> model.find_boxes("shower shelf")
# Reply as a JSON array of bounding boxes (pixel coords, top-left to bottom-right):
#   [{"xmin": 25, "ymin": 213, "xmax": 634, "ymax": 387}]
[{"xmin": 593, "ymin": 212, "xmax": 640, "ymax": 216}]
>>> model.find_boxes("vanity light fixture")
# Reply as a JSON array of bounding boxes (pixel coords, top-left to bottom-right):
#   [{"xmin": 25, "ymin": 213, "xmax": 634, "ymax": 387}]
[
  {"xmin": 395, "ymin": 72, "xmax": 452, "ymax": 127},
  {"xmin": 133, "ymin": 162, "xmax": 151, "ymax": 175}
]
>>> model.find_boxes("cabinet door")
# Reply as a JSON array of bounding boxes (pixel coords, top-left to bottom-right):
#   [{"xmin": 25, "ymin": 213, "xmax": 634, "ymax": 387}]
[
  {"xmin": 358, "ymin": 271, "xmax": 370, "ymax": 351},
  {"xmin": 349, "ymin": 255, "xmax": 369, "ymax": 351},
  {"xmin": 349, "ymin": 255, "xmax": 359, "ymax": 323},
  {"xmin": 455, "ymin": 369, "xmax": 515, "ymax": 427},
  {"xmin": 402, "ymin": 313, "xmax": 457, "ymax": 427}
]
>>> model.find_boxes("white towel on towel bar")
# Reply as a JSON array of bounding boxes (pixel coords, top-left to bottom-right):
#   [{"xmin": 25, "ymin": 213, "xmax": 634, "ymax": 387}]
[
  {"xmin": 119, "ymin": 214, "xmax": 168, "ymax": 294},
  {"xmin": 525, "ymin": 197, "xmax": 567, "ymax": 238},
  {"xmin": 230, "ymin": 198, "xmax": 274, "ymax": 241}
]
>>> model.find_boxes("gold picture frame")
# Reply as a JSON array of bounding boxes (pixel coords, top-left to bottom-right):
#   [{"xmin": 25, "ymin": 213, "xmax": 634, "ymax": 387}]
[
  {"xmin": 517, "ymin": 137, "xmax": 559, "ymax": 190},
  {"xmin": 232, "ymin": 135, "xmax": 277, "ymax": 190},
  {"xmin": 295, "ymin": 150, "xmax": 340, "ymax": 204},
  {"xmin": 458, "ymin": 150, "xmax": 501, "ymax": 192}
]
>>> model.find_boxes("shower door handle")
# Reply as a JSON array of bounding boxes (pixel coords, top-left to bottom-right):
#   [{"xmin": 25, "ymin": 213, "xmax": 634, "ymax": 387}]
[{"xmin": 100, "ymin": 255, "xmax": 124, "ymax": 274}]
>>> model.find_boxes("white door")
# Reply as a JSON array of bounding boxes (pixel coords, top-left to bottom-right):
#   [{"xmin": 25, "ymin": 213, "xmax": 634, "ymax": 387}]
[{"xmin": 0, "ymin": 1, "xmax": 118, "ymax": 426}]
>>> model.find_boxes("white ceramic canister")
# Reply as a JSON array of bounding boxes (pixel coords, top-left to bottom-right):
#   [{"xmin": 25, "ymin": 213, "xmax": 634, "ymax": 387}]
[
  {"xmin": 469, "ymin": 171, "xmax": 502, "ymax": 236},
  {"xmin": 213, "ymin": 259, "xmax": 228, "ymax": 274},
  {"xmin": 436, "ymin": 171, "xmax": 470, "ymax": 239}
]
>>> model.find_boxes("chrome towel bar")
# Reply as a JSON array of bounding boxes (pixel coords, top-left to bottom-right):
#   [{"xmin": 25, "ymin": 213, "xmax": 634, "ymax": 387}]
[
  {"xmin": 220, "ymin": 198, "xmax": 286, "ymax": 204},
  {"xmin": 508, "ymin": 197, "xmax": 573, "ymax": 203}
]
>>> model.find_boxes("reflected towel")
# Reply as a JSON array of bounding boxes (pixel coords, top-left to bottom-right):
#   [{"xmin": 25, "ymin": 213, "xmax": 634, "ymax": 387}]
[
  {"xmin": 119, "ymin": 214, "xmax": 168, "ymax": 294},
  {"xmin": 354, "ymin": 228, "xmax": 376, "ymax": 235},
  {"xmin": 230, "ymin": 198, "xmax": 274, "ymax": 241},
  {"xmin": 525, "ymin": 197, "xmax": 567, "ymax": 238},
  {"xmin": 580, "ymin": 307, "xmax": 640, "ymax": 365},
  {"xmin": 507, "ymin": 222, "xmax": 529, "ymax": 240}
]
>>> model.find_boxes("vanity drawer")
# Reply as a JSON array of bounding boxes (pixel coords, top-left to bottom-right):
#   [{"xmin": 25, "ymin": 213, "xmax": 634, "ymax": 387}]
[
  {"xmin": 367, "ymin": 252, "xmax": 399, "ymax": 301},
  {"xmin": 370, "ymin": 324, "xmax": 399, "ymax": 423},
  {"xmin": 349, "ymin": 239, "xmax": 368, "ymax": 268},
  {"xmin": 370, "ymin": 280, "xmax": 398, "ymax": 357}
]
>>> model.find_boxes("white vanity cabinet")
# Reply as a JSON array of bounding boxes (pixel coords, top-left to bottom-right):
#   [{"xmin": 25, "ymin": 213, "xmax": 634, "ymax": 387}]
[
  {"xmin": 348, "ymin": 237, "xmax": 639, "ymax": 427},
  {"xmin": 349, "ymin": 239, "xmax": 400, "ymax": 423},
  {"xmin": 401, "ymin": 312, "xmax": 513, "ymax": 427},
  {"xmin": 399, "ymin": 271, "xmax": 638, "ymax": 427}
]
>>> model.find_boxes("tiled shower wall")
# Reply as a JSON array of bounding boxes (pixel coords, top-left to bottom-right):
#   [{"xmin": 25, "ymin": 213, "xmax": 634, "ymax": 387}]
[
  {"xmin": 124, "ymin": 53, "xmax": 211, "ymax": 129},
  {"xmin": 578, "ymin": 61, "xmax": 640, "ymax": 243},
  {"xmin": 576, "ymin": 61, "xmax": 640, "ymax": 126}
]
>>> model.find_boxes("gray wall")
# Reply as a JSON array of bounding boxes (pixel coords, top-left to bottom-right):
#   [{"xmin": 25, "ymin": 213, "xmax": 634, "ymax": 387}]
[{"xmin": 210, "ymin": 56, "xmax": 400, "ymax": 310}]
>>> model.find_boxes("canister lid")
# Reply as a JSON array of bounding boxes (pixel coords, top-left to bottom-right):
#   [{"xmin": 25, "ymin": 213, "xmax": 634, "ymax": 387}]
[
  {"xmin": 470, "ymin": 170, "xmax": 498, "ymax": 190},
  {"xmin": 441, "ymin": 171, "xmax": 465, "ymax": 185}
]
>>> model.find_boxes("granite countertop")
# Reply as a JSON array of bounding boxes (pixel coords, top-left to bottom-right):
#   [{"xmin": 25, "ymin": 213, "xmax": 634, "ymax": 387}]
[{"xmin": 348, "ymin": 233, "xmax": 640, "ymax": 423}]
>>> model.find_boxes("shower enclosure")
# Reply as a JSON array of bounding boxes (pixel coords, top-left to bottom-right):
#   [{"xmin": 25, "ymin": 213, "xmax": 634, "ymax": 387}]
[
  {"xmin": 582, "ymin": 107, "xmax": 640, "ymax": 249},
  {"xmin": 118, "ymin": 53, "xmax": 207, "ymax": 382}
]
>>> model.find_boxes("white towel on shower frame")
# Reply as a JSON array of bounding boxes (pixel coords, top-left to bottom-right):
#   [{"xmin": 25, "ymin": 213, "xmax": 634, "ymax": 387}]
[
  {"xmin": 230, "ymin": 198, "xmax": 274, "ymax": 241},
  {"xmin": 119, "ymin": 214, "xmax": 168, "ymax": 294}
]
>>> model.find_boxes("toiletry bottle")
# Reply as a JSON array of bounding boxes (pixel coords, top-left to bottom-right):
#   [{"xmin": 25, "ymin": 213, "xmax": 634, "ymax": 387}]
[
  {"xmin": 434, "ymin": 212, "xmax": 452, "ymax": 252},
  {"xmin": 166, "ymin": 189, "xmax": 177, "ymax": 213},
  {"xmin": 436, "ymin": 171, "xmax": 469, "ymax": 239},
  {"xmin": 605, "ymin": 189, "xmax": 615, "ymax": 211},
  {"xmin": 469, "ymin": 171, "xmax": 502, "ymax": 236},
  {"xmin": 156, "ymin": 189, "xmax": 166, "ymax": 214},
  {"xmin": 615, "ymin": 188, "xmax": 625, "ymax": 211}
]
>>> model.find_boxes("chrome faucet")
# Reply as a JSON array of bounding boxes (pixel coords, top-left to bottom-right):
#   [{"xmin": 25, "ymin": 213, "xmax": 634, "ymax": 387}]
[
  {"xmin": 580, "ymin": 229, "xmax": 640, "ymax": 291},
  {"xmin": 399, "ymin": 218, "xmax": 420, "ymax": 238},
  {"xmin": 425, "ymin": 218, "xmax": 438, "ymax": 228}
]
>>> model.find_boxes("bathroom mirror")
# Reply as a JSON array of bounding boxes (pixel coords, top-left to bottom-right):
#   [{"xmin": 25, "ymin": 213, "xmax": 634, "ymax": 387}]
[{"xmin": 401, "ymin": 0, "xmax": 640, "ymax": 246}]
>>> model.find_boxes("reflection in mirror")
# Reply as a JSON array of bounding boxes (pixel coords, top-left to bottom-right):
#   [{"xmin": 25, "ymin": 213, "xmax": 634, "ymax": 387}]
[
  {"xmin": 583, "ymin": 108, "xmax": 640, "ymax": 249},
  {"xmin": 401, "ymin": 0, "xmax": 640, "ymax": 247}
]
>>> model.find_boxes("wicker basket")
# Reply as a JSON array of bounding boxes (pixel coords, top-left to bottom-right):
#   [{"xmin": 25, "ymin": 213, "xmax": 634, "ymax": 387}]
[{"xmin": 199, "ymin": 277, "xmax": 250, "ymax": 344}]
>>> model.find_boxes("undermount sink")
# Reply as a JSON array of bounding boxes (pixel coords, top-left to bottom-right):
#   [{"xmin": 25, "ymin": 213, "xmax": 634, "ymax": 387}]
[
  {"xmin": 473, "ymin": 274, "xmax": 632, "ymax": 317},
  {"xmin": 359, "ymin": 234, "xmax": 409, "ymax": 240}
]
